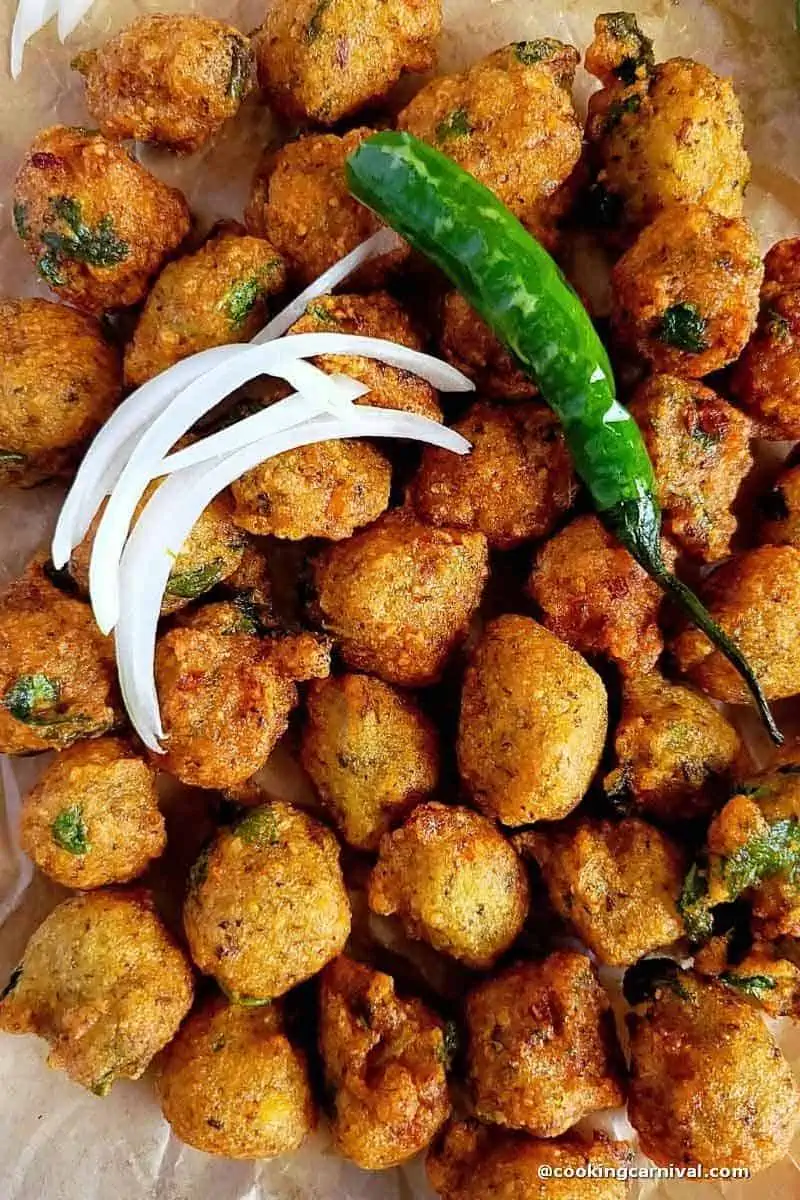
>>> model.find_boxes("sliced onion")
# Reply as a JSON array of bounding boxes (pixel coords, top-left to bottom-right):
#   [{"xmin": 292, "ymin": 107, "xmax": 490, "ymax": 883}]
[
  {"xmin": 51, "ymin": 345, "xmax": 250, "ymax": 569},
  {"xmin": 10, "ymin": 0, "xmax": 58, "ymax": 78},
  {"xmin": 252, "ymin": 228, "xmax": 403, "ymax": 344},
  {"xmin": 57, "ymin": 0, "xmax": 94, "ymax": 40}
]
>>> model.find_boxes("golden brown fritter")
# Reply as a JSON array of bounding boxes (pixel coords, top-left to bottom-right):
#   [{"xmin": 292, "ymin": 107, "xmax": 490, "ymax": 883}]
[
  {"xmin": 585, "ymin": 19, "xmax": 749, "ymax": 240},
  {"xmin": 458, "ymin": 614, "xmax": 607, "ymax": 826},
  {"xmin": 628, "ymin": 374, "xmax": 752, "ymax": 562},
  {"xmin": 438, "ymin": 291, "xmax": 537, "ymax": 402},
  {"xmin": 515, "ymin": 817, "xmax": 685, "ymax": 966},
  {"xmin": 73, "ymin": 14, "xmax": 254, "ymax": 153},
  {"xmin": 230, "ymin": 439, "xmax": 392, "ymax": 541},
  {"xmin": 672, "ymin": 546, "xmax": 800, "ymax": 702},
  {"xmin": 611, "ymin": 204, "xmax": 762, "ymax": 377},
  {"xmin": 398, "ymin": 40, "xmax": 581, "ymax": 248},
  {"xmin": 0, "ymin": 560, "xmax": 121, "ymax": 755},
  {"xmin": 0, "ymin": 890, "xmax": 193, "ymax": 1094},
  {"xmin": 465, "ymin": 953, "xmax": 625, "ymax": 1137},
  {"xmin": 603, "ymin": 674, "xmax": 741, "ymax": 824},
  {"xmin": 760, "ymin": 461, "xmax": 800, "ymax": 547},
  {"xmin": 245, "ymin": 129, "xmax": 409, "ymax": 288},
  {"xmin": 255, "ymin": 0, "xmax": 441, "ymax": 125},
  {"xmin": 157, "ymin": 998, "xmax": 315, "ymax": 1158},
  {"xmin": 732, "ymin": 239, "xmax": 800, "ymax": 438},
  {"xmin": 70, "ymin": 483, "xmax": 246, "ymax": 617},
  {"xmin": 529, "ymin": 514, "xmax": 671, "ymax": 676},
  {"xmin": 318, "ymin": 956, "xmax": 450, "ymax": 1169},
  {"xmin": 313, "ymin": 510, "xmax": 488, "ymax": 687},
  {"xmin": 427, "ymin": 1120, "xmax": 632, "ymax": 1200},
  {"xmin": 367, "ymin": 802, "xmax": 528, "ymax": 969},
  {"xmin": 184, "ymin": 801, "xmax": 350, "ymax": 1002},
  {"xmin": 626, "ymin": 962, "xmax": 800, "ymax": 1171},
  {"xmin": 19, "ymin": 737, "xmax": 164, "ymax": 889},
  {"xmin": 301, "ymin": 673, "xmax": 439, "ymax": 851},
  {"xmin": 155, "ymin": 620, "xmax": 330, "ymax": 788},
  {"xmin": 123, "ymin": 229, "xmax": 286, "ymax": 387},
  {"xmin": 287, "ymin": 292, "xmax": 442, "ymax": 420},
  {"xmin": 14, "ymin": 126, "xmax": 190, "ymax": 313},
  {"xmin": 701, "ymin": 766, "xmax": 800, "ymax": 940},
  {"xmin": 694, "ymin": 938, "xmax": 800, "ymax": 1020},
  {"xmin": 0, "ymin": 298, "xmax": 121, "ymax": 488},
  {"xmin": 409, "ymin": 403, "xmax": 577, "ymax": 549}
]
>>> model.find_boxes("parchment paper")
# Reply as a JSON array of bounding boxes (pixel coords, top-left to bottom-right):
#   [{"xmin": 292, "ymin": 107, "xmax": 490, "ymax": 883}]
[{"xmin": 2, "ymin": 1, "xmax": 800, "ymax": 1197}]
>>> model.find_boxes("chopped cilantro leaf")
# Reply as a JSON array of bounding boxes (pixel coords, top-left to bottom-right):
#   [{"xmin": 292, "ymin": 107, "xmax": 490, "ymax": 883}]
[
  {"xmin": 657, "ymin": 303, "xmax": 709, "ymax": 354},
  {"xmin": 51, "ymin": 806, "xmax": 90, "ymax": 856},
  {"xmin": 436, "ymin": 108, "xmax": 474, "ymax": 143},
  {"xmin": 165, "ymin": 558, "xmax": 227, "ymax": 600}
]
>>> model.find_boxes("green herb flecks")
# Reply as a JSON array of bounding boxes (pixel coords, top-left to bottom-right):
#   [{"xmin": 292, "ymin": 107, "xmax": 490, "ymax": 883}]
[
  {"xmin": 623, "ymin": 957, "xmax": 691, "ymax": 1006},
  {"xmin": 2, "ymin": 674, "xmax": 61, "ymax": 724},
  {"xmin": 435, "ymin": 108, "xmax": 475, "ymax": 144},
  {"xmin": 765, "ymin": 307, "xmax": 791, "ymax": 342},
  {"xmin": 305, "ymin": 0, "xmax": 331, "ymax": 44},
  {"xmin": 0, "ymin": 450, "xmax": 26, "ymax": 466},
  {"xmin": 657, "ymin": 303, "xmax": 709, "ymax": 354},
  {"xmin": 227, "ymin": 36, "xmax": 252, "ymax": 100},
  {"xmin": 166, "ymin": 558, "xmax": 227, "ymax": 600},
  {"xmin": 38, "ymin": 195, "xmax": 129, "ymax": 285},
  {"xmin": 720, "ymin": 972, "xmax": 778, "ymax": 1002},
  {"xmin": 606, "ymin": 92, "xmax": 642, "ymax": 130},
  {"xmin": 601, "ymin": 12, "xmax": 654, "ymax": 83},
  {"xmin": 223, "ymin": 277, "xmax": 267, "ymax": 330},
  {"xmin": 51, "ymin": 806, "xmax": 90, "ymax": 855},
  {"xmin": 13, "ymin": 201, "xmax": 29, "ymax": 240},
  {"xmin": 220, "ymin": 982, "xmax": 271, "ymax": 1007},
  {"xmin": 224, "ymin": 592, "xmax": 270, "ymax": 637},
  {"xmin": 690, "ymin": 424, "xmax": 722, "ymax": 452},
  {"xmin": 0, "ymin": 963, "xmax": 23, "ymax": 1000},
  {"xmin": 722, "ymin": 818, "xmax": 800, "ymax": 898},
  {"xmin": 236, "ymin": 805, "xmax": 280, "ymax": 848},
  {"xmin": 188, "ymin": 845, "xmax": 212, "ymax": 893},
  {"xmin": 514, "ymin": 38, "xmax": 562, "ymax": 66},
  {"xmin": 679, "ymin": 861, "xmax": 714, "ymax": 943},
  {"xmin": 306, "ymin": 301, "xmax": 340, "ymax": 328},
  {"xmin": 90, "ymin": 1071, "xmax": 115, "ymax": 1097},
  {"xmin": 438, "ymin": 1020, "xmax": 459, "ymax": 1068}
]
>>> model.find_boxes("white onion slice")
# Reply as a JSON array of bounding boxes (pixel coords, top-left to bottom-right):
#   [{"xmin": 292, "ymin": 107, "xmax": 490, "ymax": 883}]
[
  {"xmin": 51, "ymin": 345, "xmax": 250, "ymax": 569},
  {"xmin": 252, "ymin": 228, "xmax": 403, "ymax": 344},
  {"xmin": 57, "ymin": 0, "xmax": 94, "ymax": 40},
  {"xmin": 10, "ymin": 0, "xmax": 58, "ymax": 78},
  {"xmin": 117, "ymin": 399, "xmax": 470, "ymax": 750}
]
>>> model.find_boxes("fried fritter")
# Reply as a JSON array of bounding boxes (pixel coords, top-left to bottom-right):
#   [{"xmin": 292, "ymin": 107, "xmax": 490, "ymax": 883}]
[
  {"xmin": 438, "ymin": 291, "xmax": 537, "ymax": 401},
  {"xmin": 760, "ymin": 460, "xmax": 800, "ymax": 547},
  {"xmin": 457, "ymin": 614, "xmax": 607, "ymax": 826}
]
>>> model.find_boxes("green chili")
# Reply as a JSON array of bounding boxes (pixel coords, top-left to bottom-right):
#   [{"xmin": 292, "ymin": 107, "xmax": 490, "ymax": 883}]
[{"xmin": 346, "ymin": 131, "xmax": 782, "ymax": 743}]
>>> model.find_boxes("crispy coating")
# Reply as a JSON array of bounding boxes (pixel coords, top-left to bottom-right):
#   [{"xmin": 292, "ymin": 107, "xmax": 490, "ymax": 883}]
[
  {"xmin": 695, "ymin": 938, "xmax": 800, "ymax": 1020},
  {"xmin": 19, "ymin": 737, "xmax": 164, "ymax": 889},
  {"xmin": 287, "ymin": 292, "xmax": 441, "ymax": 420},
  {"xmin": 731, "ymin": 239, "xmax": 800, "ymax": 438},
  {"xmin": 627, "ymin": 966, "xmax": 800, "ymax": 1171},
  {"xmin": 313, "ymin": 510, "xmax": 488, "ymax": 687},
  {"xmin": 603, "ymin": 674, "xmax": 741, "ymax": 824},
  {"xmin": 367, "ymin": 802, "xmax": 528, "ymax": 969},
  {"xmin": 70, "ymin": 483, "xmax": 246, "ymax": 617},
  {"xmin": 14, "ymin": 126, "xmax": 190, "ymax": 313},
  {"xmin": 231, "ymin": 439, "xmax": 392, "ymax": 541},
  {"xmin": 585, "ymin": 47, "xmax": 748, "ymax": 239},
  {"xmin": 123, "ymin": 230, "xmax": 286, "ymax": 387},
  {"xmin": 245, "ymin": 130, "xmax": 409, "ymax": 288},
  {"xmin": 628, "ymin": 374, "xmax": 752, "ymax": 562},
  {"xmin": 704, "ymin": 766, "xmax": 800, "ymax": 940},
  {"xmin": 427, "ymin": 1120, "xmax": 632, "ymax": 1200},
  {"xmin": 73, "ymin": 15, "xmax": 254, "ymax": 153},
  {"xmin": 0, "ymin": 890, "xmax": 193, "ymax": 1094},
  {"xmin": 318, "ymin": 956, "xmax": 450, "ymax": 1169},
  {"xmin": 516, "ymin": 817, "xmax": 685, "ymax": 966},
  {"xmin": 158, "ymin": 998, "xmax": 315, "ymax": 1158},
  {"xmin": 465, "ymin": 953, "xmax": 625, "ymax": 1137},
  {"xmin": 301, "ymin": 673, "xmax": 439, "ymax": 851},
  {"xmin": 529, "ymin": 514, "xmax": 671, "ymax": 675},
  {"xmin": 409, "ymin": 403, "xmax": 577, "ymax": 549},
  {"xmin": 155, "ymin": 620, "xmax": 330, "ymax": 788},
  {"xmin": 672, "ymin": 545, "xmax": 800, "ymax": 702},
  {"xmin": 0, "ymin": 299, "xmax": 121, "ymax": 488},
  {"xmin": 611, "ymin": 204, "xmax": 762, "ymax": 377},
  {"xmin": 255, "ymin": 0, "xmax": 441, "ymax": 125},
  {"xmin": 0, "ymin": 560, "xmax": 121, "ymax": 755},
  {"xmin": 184, "ymin": 801, "xmax": 350, "ymax": 1001},
  {"xmin": 438, "ymin": 291, "xmax": 537, "ymax": 401},
  {"xmin": 583, "ymin": 12, "xmax": 654, "ymax": 89},
  {"xmin": 398, "ymin": 41, "xmax": 581, "ymax": 248},
  {"xmin": 761, "ymin": 461, "xmax": 800, "ymax": 547},
  {"xmin": 458, "ymin": 614, "xmax": 607, "ymax": 826}
]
